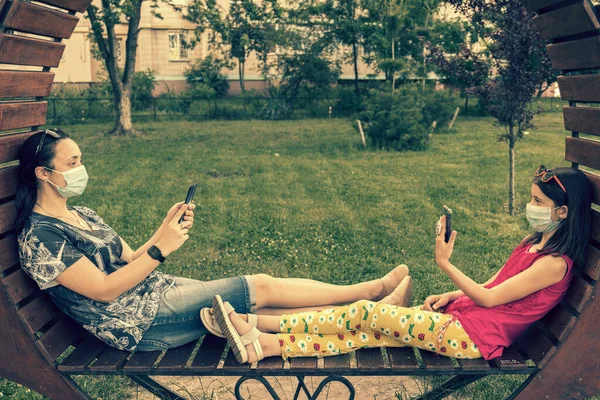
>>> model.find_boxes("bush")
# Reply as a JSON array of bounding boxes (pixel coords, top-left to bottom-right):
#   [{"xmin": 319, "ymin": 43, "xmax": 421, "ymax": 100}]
[
  {"xmin": 421, "ymin": 87, "xmax": 458, "ymax": 132},
  {"xmin": 130, "ymin": 70, "xmax": 156, "ymax": 111},
  {"xmin": 360, "ymin": 85, "xmax": 433, "ymax": 151},
  {"xmin": 184, "ymin": 55, "xmax": 230, "ymax": 98}
]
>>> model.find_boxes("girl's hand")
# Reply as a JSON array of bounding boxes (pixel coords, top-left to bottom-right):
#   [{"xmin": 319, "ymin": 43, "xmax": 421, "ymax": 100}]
[
  {"xmin": 156, "ymin": 205, "xmax": 191, "ymax": 256},
  {"xmin": 163, "ymin": 202, "xmax": 195, "ymax": 229},
  {"xmin": 423, "ymin": 293, "xmax": 452, "ymax": 312},
  {"xmin": 435, "ymin": 215, "xmax": 457, "ymax": 268}
]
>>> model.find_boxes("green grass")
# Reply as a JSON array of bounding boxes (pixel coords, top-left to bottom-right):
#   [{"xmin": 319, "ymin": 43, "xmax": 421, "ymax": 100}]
[{"xmin": 0, "ymin": 112, "xmax": 572, "ymax": 399}]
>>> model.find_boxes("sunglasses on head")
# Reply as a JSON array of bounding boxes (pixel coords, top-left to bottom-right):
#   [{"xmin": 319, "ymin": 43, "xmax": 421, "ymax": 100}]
[
  {"xmin": 534, "ymin": 165, "xmax": 566, "ymax": 194},
  {"xmin": 34, "ymin": 128, "xmax": 64, "ymax": 159}
]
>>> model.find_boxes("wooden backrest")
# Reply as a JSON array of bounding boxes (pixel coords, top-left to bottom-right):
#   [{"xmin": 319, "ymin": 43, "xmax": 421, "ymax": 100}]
[
  {"xmin": 0, "ymin": 0, "xmax": 92, "ymax": 368},
  {"xmin": 515, "ymin": 0, "xmax": 600, "ymax": 370}
]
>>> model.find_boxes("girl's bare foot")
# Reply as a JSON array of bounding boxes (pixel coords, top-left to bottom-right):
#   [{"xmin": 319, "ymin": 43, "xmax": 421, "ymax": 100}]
[
  {"xmin": 380, "ymin": 275, "xmax": 413, "ymax": 307},
  {"xmin": 379, "ymin": 264, "xmax": 410, "ymax": 300},
  {"xmin": 228, "ymin": 311, "xmax": 280, "ymax": 363}
]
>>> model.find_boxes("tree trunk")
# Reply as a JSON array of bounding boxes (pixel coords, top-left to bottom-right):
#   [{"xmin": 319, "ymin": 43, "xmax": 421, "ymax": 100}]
[
  {"xmin": 391, "ymin": 35, "xmax": 396, "ymax": 94},
  {"xmin": 238, "ymin": 60, "xmax": 245, "ymax": 94},
  {"xmin": 465, "ymin": 96, "xmax": 469, "ymax": 113},
  {"xmin": 113, "ymin": 87, "xmax": 134, "ymax": 135},
  {"xmin": 352, "ymin": 41, "xmax": 360, "ymax": 97},
  {"xmin": 508, "ymin": 125, "xmax": 515, "ymax": 216}
]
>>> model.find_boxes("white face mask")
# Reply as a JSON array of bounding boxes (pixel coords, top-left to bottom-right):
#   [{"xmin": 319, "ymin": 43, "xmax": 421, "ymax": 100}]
[
  {"xmin": 45, "ymin": 165, "xmax": 88, "ymax": 198},
  {"xmin": 526, "ymin": 203, "xmax": 562, "ymax": 233}
]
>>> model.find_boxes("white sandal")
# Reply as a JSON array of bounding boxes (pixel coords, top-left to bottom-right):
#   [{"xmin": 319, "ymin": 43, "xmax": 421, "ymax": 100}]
[
  {"xmin": 212, "ymin": 295, "xmax": 264, "ymax": 364},
  {"xmin": 200, "ymin": 303, "xmax": 258, "ymax": 338}
]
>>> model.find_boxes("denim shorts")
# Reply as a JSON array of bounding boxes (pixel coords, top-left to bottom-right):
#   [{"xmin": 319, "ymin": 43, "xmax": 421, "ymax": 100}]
[{"xmin": 136, "ymin": 275, "xmax": 257, "ymax": 352}]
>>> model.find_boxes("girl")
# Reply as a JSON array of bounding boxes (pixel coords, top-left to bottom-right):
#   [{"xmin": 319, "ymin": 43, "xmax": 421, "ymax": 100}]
[
  {"xmin": 212, "ymin": 166, "xmax": 593, "ymax": 362},
  {"xmin": 16, "ymin": 129, "xmax": 412, "ymax": 352}
]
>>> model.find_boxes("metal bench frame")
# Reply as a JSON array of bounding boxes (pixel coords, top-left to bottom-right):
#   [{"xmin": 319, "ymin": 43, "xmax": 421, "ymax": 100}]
[{"xmin": 1, "ymin": 0, "xmax": 599, "ymax": 398}]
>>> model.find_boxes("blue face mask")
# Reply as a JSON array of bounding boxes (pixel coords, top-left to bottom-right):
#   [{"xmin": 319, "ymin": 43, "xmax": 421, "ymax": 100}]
[
  {"xmin": 45, "ymin": 165, "xmax": 89, "ymax": 198},
  {"xmin": 526, "ymin": 203, "xmax": 562, "ymax": 233}
]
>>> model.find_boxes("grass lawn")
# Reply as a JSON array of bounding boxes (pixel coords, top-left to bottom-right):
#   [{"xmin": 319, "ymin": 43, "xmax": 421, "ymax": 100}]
[{"xmin": 0, "ymin": 111, "xmax": 572, "ymax": 399}]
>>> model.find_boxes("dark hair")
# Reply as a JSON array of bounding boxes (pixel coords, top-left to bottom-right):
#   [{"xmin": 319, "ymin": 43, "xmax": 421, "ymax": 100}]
[
  {"xmin": 14, "ymin": 129, "xmax": 70, "ymax": 234},
  {"xmin": 524, "ymin": 167, "xmax": 593, "ymax": 268}
]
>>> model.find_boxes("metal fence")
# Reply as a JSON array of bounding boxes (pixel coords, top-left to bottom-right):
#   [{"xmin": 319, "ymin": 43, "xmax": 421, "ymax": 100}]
[{"xmin": 46, "ymin": 96, "xmax": 359, "ymax": 124}]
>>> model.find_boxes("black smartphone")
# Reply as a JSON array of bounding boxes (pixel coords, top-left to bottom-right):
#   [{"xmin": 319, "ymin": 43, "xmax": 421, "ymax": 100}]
[
  {"xmin": 179, "ymin": 183, "xmax": 197, "ymax": 223},
  {"xmin": 442, "ymin": 205, "xmax": 452, "ymax": 243}
]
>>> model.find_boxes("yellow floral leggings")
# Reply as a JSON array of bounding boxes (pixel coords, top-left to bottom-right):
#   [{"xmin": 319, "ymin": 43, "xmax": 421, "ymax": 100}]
[{"xmin": 277, "ymin": 300, "xmax": 481, "ymax": 360}]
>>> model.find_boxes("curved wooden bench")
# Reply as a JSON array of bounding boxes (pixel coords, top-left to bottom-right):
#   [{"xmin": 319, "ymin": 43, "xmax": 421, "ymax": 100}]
[{"xmin": 0, "ymin": 0, "xmax": 599, "ymax": 399}]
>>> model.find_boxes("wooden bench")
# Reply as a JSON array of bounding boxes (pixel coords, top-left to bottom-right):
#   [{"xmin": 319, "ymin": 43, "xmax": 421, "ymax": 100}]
[{"xmin": 0, "ymin": 0, "xmax": 599, "ymax": 398}]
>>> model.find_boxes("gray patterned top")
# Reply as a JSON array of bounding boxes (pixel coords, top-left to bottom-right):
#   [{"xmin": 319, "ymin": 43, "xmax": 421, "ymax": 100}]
[{"xmin": 18, "ymin": 206, "xmax": 175, "ymax": 351}]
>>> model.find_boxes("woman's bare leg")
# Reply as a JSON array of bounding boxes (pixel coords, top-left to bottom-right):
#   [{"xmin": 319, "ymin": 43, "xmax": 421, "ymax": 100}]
[{"xmin": 250, "ymin": 264, "xmax": 409, "ymax": 310}]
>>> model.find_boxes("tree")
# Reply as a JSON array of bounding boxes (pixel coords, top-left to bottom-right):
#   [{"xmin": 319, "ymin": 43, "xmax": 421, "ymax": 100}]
[
  {"xmin": 86, "ymin": 0, "xmax": 149, "ymax": 135},
  {"xmin": 435, "ymin": 0, "xmax": 557, "ymax": 215},
  {"xmin": 185, "ymin": 0, "xmax": 280, "ymax": 93}
]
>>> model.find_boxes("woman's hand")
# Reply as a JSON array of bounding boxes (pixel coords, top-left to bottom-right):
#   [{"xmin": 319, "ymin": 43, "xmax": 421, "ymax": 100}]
[
  {"xmin": 423, "ymin": 293, "xmax": 453, "ymax": 312},
  {"xmin": 163, "ymin": 202, "xmax": 195, "ymax": 228},
  {"xmin": 156, "ymin": 205, "xmax": 191, "ymax": 257},
  {"xmin": 435, "ymin": 215, "xmax": 457, "ymax": 269}
]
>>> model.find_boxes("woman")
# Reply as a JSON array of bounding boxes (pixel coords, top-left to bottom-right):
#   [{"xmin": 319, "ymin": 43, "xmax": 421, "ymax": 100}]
[
  {"xmin": 15, "ymin": 128, "xmax": 411, "ymax": 352},
  {"xmin": 212, "ymin": 166, "xmax": 593, "ymax": 362}
]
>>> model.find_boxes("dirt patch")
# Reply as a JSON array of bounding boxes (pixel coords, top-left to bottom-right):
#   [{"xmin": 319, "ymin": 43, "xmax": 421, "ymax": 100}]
[{"xmin": 129, "ymin": 375, "xmax": 427, "ymax": 399}]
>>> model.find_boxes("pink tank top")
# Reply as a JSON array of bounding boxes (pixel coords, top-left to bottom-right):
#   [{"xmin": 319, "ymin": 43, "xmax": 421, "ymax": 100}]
[{"xmin": 444, "ymin": 243, "xmax": 573, "ymax": 360}]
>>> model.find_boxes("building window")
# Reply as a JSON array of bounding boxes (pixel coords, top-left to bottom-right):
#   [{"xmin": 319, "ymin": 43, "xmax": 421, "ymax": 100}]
[
  {"xmin": 116, "ymin": 38, "xmax": 125, "ymax": 67},
  {"xmin": 168, "ymin": 32, "xmax": 189, "ymax": 61}
]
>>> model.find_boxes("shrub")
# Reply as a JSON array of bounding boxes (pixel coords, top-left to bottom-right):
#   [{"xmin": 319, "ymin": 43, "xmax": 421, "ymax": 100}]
[
  {"xmin": 421, "ymin": 86, "xmax": 458, "ymax": 132},
  {"xmin": 130, "ymin": 69, "xmax": 156, "ymax": 111},
  {"xmin": 360, "ymin": 85, "xmax": 432, "ymax": 151},
  {"xmin": 184, "ymin": 55, "xmax": 230, "ymax": 98}
]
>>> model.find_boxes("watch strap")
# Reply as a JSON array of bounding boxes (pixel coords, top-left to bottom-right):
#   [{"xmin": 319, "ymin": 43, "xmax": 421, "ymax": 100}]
[{"xmin": 147, "ymin": 245, "xmax": 165, "ymax": 262}]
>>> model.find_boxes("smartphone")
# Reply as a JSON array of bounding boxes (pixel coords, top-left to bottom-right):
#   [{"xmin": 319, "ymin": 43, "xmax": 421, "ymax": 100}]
[
  {"xmin": 442, "ymin": 205, "xmax": 452, "ymax": 243},
  {"xmin": 179, "ymin": 183, "xmax": 197, "ymax": 223}
]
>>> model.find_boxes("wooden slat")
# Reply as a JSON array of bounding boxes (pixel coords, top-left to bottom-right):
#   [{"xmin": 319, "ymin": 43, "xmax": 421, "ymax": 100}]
[
  {"xmin": 256, "ymin": 355, "xmax": 285, "ymax": 372},
  {"xmin": 122, "ymin": 350, "xmax": 162, "ymax": 373},
  {"xmin": 521, "ymin": 0, "xmax": 571, "ymax": 13},
  {"xmin": 289, "ymin": 356, "xmax": 318, "ymax": 371},
  {"xmin": 34, "ymin": 0, "xmax": 92, "ymax": 13},
  {"xmin": 0, "ymin": 102, "xmax": 48, "ymax": 131},
  {"xmin": 387, "ymin": 347, "xmax": 420, "ymax": 371},
  {"xmin": 1, "ymin": 267, "xmax": 38, "ymax": 305},
  {"xmin": 533, "ymin": 1, "xmax": 600, "ymax": 41},
  {"xmin": 547, "ymin": 36, "xmax": 600, "ymax": 71},
  {"xmin": 58, "ymin": 335, "xmax": 106, "ymax": 373},
  {"xmin": 322, "ymin": 353, "xmax": 352, "ymax": 373},
  {"xmin": 541, "ymin": 303, "xmax": 577, "ymax": 342},
  {"xmin": 88, "ymin": 346, "xmax": 130, "ymax": 373},
  {"xmin": 420, "ymin": 349, "xmax": 457, "ymax": 371},
  {"xmin": 565, "ymin": 137, "xmax": 600, "ymax": 171},
  {"xmin": 4, "ymin": 0, "xmax": 79, "ymax": 39},
  {"xmin": 492, "ymin": 346, "xmax": 528, "ymax": 371},
  {"xmin": 0, "ymin": 71, "xmax": 54, "ymax": 99},
  {"xmin": 0, "ymin": 166, "xmax": 19, "ymax": 200},
  {"xmin": 563, "ymin": 273, "xmax": 595, "ymax": 313},
  {"xmin": 563, "ymin": 107, "xmax": 600, "ymax": 137},
  {"xmin": 0, "ymin": 132, "xmax": 36, "ymax": 164},
  {"xmin": 583, "ymin": 243, "xmax": 600, "ymax": 281},
  {"xmin": 18, "ymin": 293, "xmax": 60, "ymax": 334},
  {"xmin": 0, "ymin": 233, "xmax": 19, "ymax": 273},
  {"xmin": 457, "ymin": 358, "xmax": 493, "ymax": 372},
  {"xmin": 155, "ymin": 340, "xmax": 197, "ymax": 372},
  {"xmin": 221, "ymin": 349, "xmax": 251, "ymax": 373},
  {"xmin": 0, "ymin": 33, "xmax": 65, "ymax": 68},
  {"xmin": 584, "ymin": 170, "xmax": 600, "ymax": 206},
  {"xmin": 38, "ymin": 317, "xmax": 85, "ymax": 361},
  {"xmin": 189, "ymin": 335, "xmax": 226, "ymax": 372},
  {"xmin": 355, "ymin": 348, "xmax": 385, "ymax": 372},
  {"xmin": 593, "ymin": 209, "xmax": 600, "ymax": 245},
  {"xmin": 0, "ymin": 201, "xmax": 16, "ymax": 236},
  {"xmin": 558, "ymin": 75, "xmax": 600, "ymax": 102},
  {"xmin": 517, "ymin": 324, "xmax": 556, "ymax": 368}
]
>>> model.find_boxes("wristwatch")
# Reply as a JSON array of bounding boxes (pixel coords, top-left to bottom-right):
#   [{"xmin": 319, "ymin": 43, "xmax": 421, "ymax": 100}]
[{"xmin": 147, "ymin": 245, "xmax": 166, "ymax": 262}]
